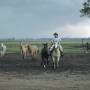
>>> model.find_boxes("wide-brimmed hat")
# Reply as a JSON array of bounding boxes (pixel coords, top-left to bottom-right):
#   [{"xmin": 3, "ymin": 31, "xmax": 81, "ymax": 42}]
[{"xmin": 53, "ymin": 32, "xmax": 58, "ymax": 35}]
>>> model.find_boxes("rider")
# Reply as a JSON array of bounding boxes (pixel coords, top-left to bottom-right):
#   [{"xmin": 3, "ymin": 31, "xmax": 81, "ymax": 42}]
[{"xmin": 50, "ymin": 32, "xmax": 63, "ymax": 57}]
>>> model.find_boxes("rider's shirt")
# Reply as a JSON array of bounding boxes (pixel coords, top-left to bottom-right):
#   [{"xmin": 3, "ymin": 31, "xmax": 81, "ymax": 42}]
[
  {"xmin": 50, "ymin": 37, "xmax": 62, "ymax": 51},
  {"xmin": 51, "ymin": 37, "xmax": 61, "ymax": 45}
]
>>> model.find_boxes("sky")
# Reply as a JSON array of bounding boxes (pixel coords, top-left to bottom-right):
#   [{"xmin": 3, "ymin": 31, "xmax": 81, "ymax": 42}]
[{"xmin": 0, "ymin": 0, "xmax": 90, "ymax": 39}]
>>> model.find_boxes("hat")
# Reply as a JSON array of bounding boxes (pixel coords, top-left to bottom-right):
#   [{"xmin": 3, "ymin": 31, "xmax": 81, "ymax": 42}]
[{"xmin": 53, "ymin": 32, "xmax": 58, "ymax": 35}]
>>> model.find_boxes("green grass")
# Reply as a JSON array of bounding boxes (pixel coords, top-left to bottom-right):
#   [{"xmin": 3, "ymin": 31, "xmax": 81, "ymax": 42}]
[{"xmin": 0, "ymin": 39, "xmax": 89, "ymax": 53}]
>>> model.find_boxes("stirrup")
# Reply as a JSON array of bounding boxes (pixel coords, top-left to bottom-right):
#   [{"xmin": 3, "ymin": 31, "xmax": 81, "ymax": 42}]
[{"xmin": 61, "ymin": 52, "xmax": 63, "ymax": 57}]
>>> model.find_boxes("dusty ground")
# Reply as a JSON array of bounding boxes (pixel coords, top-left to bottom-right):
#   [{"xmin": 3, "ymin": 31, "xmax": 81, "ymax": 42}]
[{"xmin": 0, "ymin": 53, "xmax": 90, "ymax": 90}]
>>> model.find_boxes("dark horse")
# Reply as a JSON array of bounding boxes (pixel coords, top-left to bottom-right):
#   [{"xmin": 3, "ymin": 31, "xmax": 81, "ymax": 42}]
[
  {"xmin": 85, "ymin": 42, "xmax": 90, "ymax": 53},
  {"xmin": 41, "ymin": 43, "xmax": 50, "ymax": 69}
]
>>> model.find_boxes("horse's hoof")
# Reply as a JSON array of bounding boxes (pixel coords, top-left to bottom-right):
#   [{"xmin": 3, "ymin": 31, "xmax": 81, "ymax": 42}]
[
  {"xmin": 44, "ymin": 65, "xmax": 46, "ymax": 68},
  {"xmin": 22, "ymin": 56, "xmax": 25, "ymax": 59},
  {"xmin": 52, "ymin": 66, "xmax": 55, "ymax": 70}
]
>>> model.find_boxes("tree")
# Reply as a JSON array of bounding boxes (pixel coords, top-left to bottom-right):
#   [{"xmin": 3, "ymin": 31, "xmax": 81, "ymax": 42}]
[{"xmin": 80, "ymin": 0, "xmax": 90, "ymax": 17}]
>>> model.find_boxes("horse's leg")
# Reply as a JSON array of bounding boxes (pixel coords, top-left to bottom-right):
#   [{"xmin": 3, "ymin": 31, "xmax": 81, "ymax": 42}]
[
  {"xmin": 22, "ymin": 51, "xmax": 26, "ymax": 59},
  {"xmin": 41, "ymin": 57, "xmax": 46, "ymax": 69},
  {"xmin": 43, "ymin": 58, "xmax": 46, "ymax": 69},
  {"xmin": 0, "ymin": 51, "xmax": 2, "ymax": 57},
  {"xmin": 34, "ymin": 50, "xmax": 37, "ymax": 57},
  {"xmin": 32, "ymin": 50, "xmax": 33, "ymax": 56},
  {"xmin": 56, "ymin": 56, "xmax": 60, "ymax": 68},
  {"xmin": 1, "ymin": 51, "xmax": 3, "ymax": 57},
  {"xmin": 41, "ymin": 57, "xmax": 43, "ymax": 66},
  {"xmin": 3, "ymin": 48, "xmax": 5, "ymax": 55},
  {"xmin": 2, "ymin": 51, "xmax": 4, "ymax": 57},
  {"xmin": 34, "ymin": 51, "xmax": 36, "ymax": 57},
  {"xmin": 3, "ymin": 52, "xmax": 4, "ymax": 56},
  {"xmin": 32, "ymin": 52, "xmax": 34, "ymax": 58},
  {"xmin": 4, "ymin": 49, "xmax": 6, "ymax": 55},
  {"xmin": 22, "ymin": 52, "xmax": 25, "ymax": 59},
  {"xmin": 21, "ymin": 51, "xmax": 23, "ymax": 58},
  {"xmin": 31, "ymin": 52, "xmax": 34, "ymax": 59},
  {"xmin": 52, "ymin": 57, "xmax": 55, "ymax": 70},
  {"xmin": 44, "ymin": 60, "xmax": 46, "ymax": 69},
  {"xmin": 25, "ymin": 50, "xmax": 27, "ymax": 58},
  {"xmin": 47, "ymin": 58, "xmax": 49, "ymax": 66}
]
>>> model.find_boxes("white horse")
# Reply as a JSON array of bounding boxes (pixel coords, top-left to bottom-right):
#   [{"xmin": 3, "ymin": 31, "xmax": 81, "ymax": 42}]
[
  {"xmin": 0, "ymin": 43, "xmax": 7, "ymax": 57},
  {"xmin": 51, "ymin": 43, "xmax": 61, "ymax": 70}
]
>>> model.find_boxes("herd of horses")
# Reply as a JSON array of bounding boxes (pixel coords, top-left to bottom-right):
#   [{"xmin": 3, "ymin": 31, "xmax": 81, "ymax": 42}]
[
  {"xmin": 0, "ymin": 42, "xmax": 62, "ymax": 70},
  {"xmin": 0, "ymin": 42, "xmax": 90, "ymax": 70},
  {"xmin": 20, "ymin": 43, "xmax": 62, "ymax": 70},
  {"xmin": 20, "ymin": 43, "xmax": 39, "ymax": 59}
]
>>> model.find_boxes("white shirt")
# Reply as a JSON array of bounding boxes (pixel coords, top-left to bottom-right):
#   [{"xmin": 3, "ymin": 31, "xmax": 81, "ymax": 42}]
[{"xmin": 51, "ymin": 37, "xmax": 61, "ymax": 44}]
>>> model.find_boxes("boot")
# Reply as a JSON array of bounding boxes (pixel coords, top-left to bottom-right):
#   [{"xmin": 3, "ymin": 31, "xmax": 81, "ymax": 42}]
[
  {"xmin": 59, "ymin": 48, "xmax": 63, "ymax": 57},
  {"xmin": 50, "ymin": 47, "xmax": 54, "ymax": 55},
  {"xmin": 61, "ymin": 51, "xmax": 63, "ymax": 57}
]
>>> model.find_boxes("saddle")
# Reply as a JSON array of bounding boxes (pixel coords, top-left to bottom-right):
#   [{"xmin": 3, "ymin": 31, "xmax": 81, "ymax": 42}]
[{"xmin": 50, "ymin": 46, "xmax": 63, "ymax": 57}]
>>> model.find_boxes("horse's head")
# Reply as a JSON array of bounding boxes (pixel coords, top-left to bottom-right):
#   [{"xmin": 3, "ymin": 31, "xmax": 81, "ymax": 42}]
[
  {"xmin": 26, "ymin": 43, "xmax": 30, "ymax": 48},
  {"xmin": 42, "ymin": 43, "xmax": 50, "ymax": 56},
  {"xmin": 54, "ymin": 42, "xmax": 58, "ymax": 49},
  {"xmin": 43, "ymin": 43, "xmax": 48, "ymax": 48},
  {"xmin": 25, "ymin": 43, "xmax": 31, "ymax": 53}
]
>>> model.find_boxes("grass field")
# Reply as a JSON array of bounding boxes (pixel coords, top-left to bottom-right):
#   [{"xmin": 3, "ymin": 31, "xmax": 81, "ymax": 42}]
[{"xmin": 0, "ymin": 38, "xmax": 90, "ymax": 53}]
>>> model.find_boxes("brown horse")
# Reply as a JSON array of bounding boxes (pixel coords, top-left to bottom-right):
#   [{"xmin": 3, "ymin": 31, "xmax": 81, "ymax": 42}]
[
  {"xmin": 20, "ymin": 43, "xmax": 29, "ymax": 59},
  {"xmin": 27, "ymin": 43, "xmax": 39, "ymax": 57},
  {"xmin": 20, "ymin": 43, "xmax": 39, "ymax": 59}
]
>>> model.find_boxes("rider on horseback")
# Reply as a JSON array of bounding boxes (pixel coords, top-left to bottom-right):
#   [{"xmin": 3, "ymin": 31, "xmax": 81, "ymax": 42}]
[{"xmin": 50, "ymin": 32, "xmax": 63, "ymax": 57}]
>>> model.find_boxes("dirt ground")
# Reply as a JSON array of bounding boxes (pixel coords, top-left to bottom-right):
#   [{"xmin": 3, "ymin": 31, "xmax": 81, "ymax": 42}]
[{"xmin": 0, "ymin": 53, "xmax": 90, "ymax": 90}]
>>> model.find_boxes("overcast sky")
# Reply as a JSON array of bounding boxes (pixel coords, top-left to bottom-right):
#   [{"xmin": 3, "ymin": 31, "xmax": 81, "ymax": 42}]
[{"xmin": 0, "ymin": 0, "xmax": 89, "ymax": 38}]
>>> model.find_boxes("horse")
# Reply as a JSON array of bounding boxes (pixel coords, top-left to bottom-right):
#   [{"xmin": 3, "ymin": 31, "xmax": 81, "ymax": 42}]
[
  {"xmin": 20, "ymin": 42, "xmax": 39, "ymax": 59},
  {"xmin": 27, "ymin": 43, "xmax": 39, "ymax": 58},
  {"xmin": 50, "ymin": 43, "xmax": 61, "ymax": 70},
  {"xmin": 0, "ymin": 43, "xmax": 7, "ymax": 57},
  {"xmin": 20, "ymin": 43, "xmax": 29, "ymax": 59},
  {"xmin": 86, "ymin": 42, "xmax": 90, "ymax": 53},
  {"xmin": 41, "ymin": 43, "xmax": 50, "ymax": 69}
]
